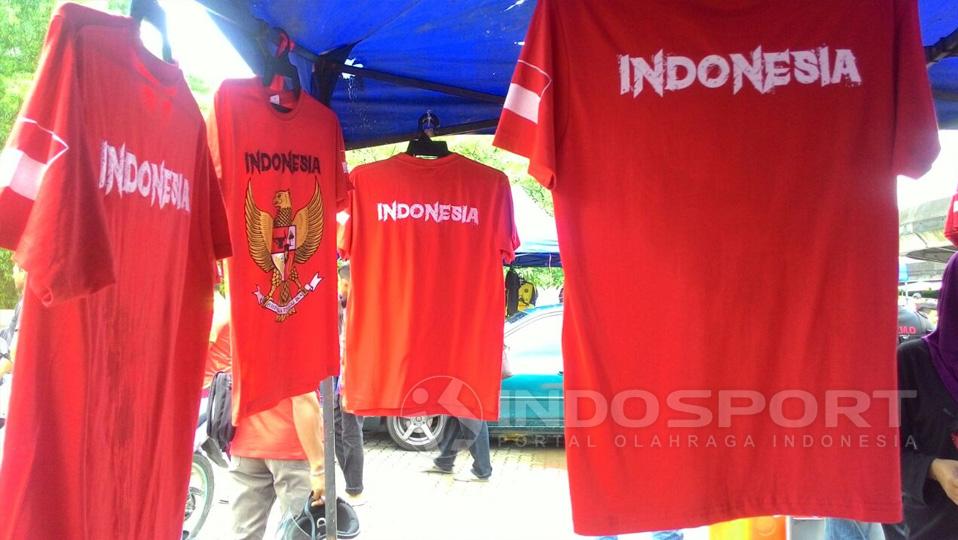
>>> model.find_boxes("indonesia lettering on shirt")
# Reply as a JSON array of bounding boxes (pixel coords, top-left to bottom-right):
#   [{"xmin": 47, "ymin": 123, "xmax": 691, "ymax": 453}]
[
  {"xmin": 378, "ymin": 201, "xmax": 480, "ymax": 225},
  {"xmin": 245, "ymin": 151, "xmax": 321, "ymax": 175},
  {"xmin": 618, "ymin": 46, "xmax": 862, "ymax": 97},
  {"xmin": 97, "ymin": 140, "xmax": 191, "ymax": 213}
]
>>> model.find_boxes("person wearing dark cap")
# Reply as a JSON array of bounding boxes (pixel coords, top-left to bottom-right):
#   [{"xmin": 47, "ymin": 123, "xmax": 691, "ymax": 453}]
[{"xmin": 890, "ymin": 253, "xmax": 958, "ymax": 539}]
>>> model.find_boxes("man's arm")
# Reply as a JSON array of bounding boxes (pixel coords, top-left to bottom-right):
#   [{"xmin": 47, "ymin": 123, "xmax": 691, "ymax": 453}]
[{"xmin": 291, "ymin": 392, "xmax": 325, "ymax": 505}]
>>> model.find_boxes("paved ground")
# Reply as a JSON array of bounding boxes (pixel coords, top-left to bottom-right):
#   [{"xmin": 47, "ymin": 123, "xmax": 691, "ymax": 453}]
[{"xmin": 194, "ymin": 433, "xmax": 711, "ymax": 540}]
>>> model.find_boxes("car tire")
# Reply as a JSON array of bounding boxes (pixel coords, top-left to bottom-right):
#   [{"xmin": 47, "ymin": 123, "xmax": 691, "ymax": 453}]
[{"xmin": 385, "ymin": 415, "xmax": 447, "ymax": 451}]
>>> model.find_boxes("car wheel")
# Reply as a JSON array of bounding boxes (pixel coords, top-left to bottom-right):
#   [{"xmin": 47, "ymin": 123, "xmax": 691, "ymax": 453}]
[{"xmin": 385, "ymin": 415, "xmax": 447, "ymax": 451}]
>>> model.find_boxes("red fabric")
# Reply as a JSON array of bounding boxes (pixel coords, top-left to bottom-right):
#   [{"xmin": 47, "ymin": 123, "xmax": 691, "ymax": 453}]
[
  {"xmin": 202, "ymin": 319, "xmax": 305, "ymax": 460},
  {"xmin": 0, "ymin": 4, "xmax": 230, "ymax": 539},
  {"xmin": 945, "ymin": 191, "xmax": 958, "ymax": 248},
  {"xmin": 340, "ymin": 153, "xmax": 518, "ymax": 420},
  {"xmin": 494, "ymin": 0, "xmax": 940, "ymax": 535},
  {"xmin": 208, "ymin": 78, "xmax": 350, "ymax": 421},
  {"xmin": 203, "ymin": 304, "xmax": 232, "ymax": 389},
  {"xmin": 231, "ymin": 397, "xmax": 306, "ymax": 461}
]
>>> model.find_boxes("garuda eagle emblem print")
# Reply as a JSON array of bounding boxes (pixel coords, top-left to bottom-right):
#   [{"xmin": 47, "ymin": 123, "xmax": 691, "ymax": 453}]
[{"xmin": 246, "ymin": 179, "xmax": 325, "ymax": 321}]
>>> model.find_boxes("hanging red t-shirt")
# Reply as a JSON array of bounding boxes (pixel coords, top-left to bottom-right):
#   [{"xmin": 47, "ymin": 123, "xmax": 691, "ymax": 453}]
[
  {"xmin": 0, "ymin": 4, "xmax": 231, "ymax": 539},
  {"xmin": 340, "ymin": 153, "xmax": 519, "ymax": 420},
  {"xmin": 495, "ymin": 0, "xmax": 940, "ymax": 535},
  {"xmin": 944, "ymin": 190, "xmax": 958, "ymax": 247},
  {"xmin": 208, "ymin": 78, "xmax": 350, "ymax": 421}
]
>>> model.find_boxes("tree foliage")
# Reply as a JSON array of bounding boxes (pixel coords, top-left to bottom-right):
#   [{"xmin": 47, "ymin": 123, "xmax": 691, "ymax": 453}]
[{"xmin": 0, "ymin": 0, "xmax": 59, "ymax": 308}]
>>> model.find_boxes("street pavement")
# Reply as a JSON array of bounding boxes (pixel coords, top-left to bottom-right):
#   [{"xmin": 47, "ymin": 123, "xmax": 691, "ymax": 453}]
[{"xmin": 195, "ymin": 432, "xmax": 711, "ymax": 540}]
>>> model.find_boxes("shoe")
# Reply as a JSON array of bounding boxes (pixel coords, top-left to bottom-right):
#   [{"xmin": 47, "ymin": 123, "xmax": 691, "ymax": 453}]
[
  {"xmin": 344, "ymin": 491, "xmax": 367, "ymax": 507},
  {"xmin": 453, "ymin": 470, "xmax": 490, "ymax": 482},
  {"xmin": 424, "ymin": 462, "xmax": 453, "ymax": 474}
]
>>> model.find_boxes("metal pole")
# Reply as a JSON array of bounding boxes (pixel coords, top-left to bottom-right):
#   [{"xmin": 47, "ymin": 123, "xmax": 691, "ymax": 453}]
[{"xmin": 320, "ymin": 376, "xmax": 337, "ymax": 540}]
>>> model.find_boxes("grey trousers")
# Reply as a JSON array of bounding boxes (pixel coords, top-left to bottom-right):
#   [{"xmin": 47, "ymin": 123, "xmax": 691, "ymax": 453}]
[
  {"xmin": 334, "ymin": 392, "xmax": 365, "ymax": 495},
  {"xmin": 230, "ymin": 456, "xmax": 311, "ymax": 540}
]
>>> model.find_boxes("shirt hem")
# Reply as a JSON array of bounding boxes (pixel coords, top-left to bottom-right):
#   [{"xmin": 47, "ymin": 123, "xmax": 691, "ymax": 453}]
[{"xmin": 572, "ymin": 499, "xmax": 902, "ymax": 536}]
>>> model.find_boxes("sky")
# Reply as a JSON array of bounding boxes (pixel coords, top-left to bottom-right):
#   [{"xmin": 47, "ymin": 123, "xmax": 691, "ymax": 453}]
[
  {"xmin": 145, "ymin": 1, "xmax": 957, "ymax": 211},
  {"xmin": 139, "ymin": 1, "xmax": 254, "ymax": 84},
  {"xmin": 897, "ymin": 129, "xmax": 958, "ymax": 210}
]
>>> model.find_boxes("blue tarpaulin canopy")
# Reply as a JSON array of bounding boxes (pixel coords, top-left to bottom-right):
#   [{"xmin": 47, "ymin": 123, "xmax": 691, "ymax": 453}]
[{"xmin": 198, "ymin": 0, "xmax": 958, "ymax": 149}]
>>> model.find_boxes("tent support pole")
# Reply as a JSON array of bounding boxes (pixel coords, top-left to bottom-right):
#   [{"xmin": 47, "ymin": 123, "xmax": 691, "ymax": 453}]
[
  {"xmin": 321, "ymin": 376, "xmax": 337, "ymax": 540},
  {"xmin": 347, "ymin": 119, "xmax": 500, "ymax": 150}
]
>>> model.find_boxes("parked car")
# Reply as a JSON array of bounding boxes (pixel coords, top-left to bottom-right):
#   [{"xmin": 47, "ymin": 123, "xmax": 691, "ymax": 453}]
[{"xmin": 365, "ymin": 304, "xmax": 566, "ymax": 450}]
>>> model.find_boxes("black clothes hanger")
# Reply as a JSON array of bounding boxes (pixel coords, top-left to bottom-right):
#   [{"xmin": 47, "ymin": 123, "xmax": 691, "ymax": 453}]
[
  {"xmin": 130, "ymin": 0, "xmax": 173, "ymax": 63},
  {"xmin": 405, "ymin": 110, "xmax": 450, "ymax": 158},
  {"xmin": 260, "ymin": 29, "xmax": 301, "ymax": 93}
]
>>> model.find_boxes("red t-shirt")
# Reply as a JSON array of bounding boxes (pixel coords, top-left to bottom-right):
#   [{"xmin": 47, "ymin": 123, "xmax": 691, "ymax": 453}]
[
  {"xmin": 202, "ymin": 319, "xmax": 305, "ymax": 460},
  {"xmin": 340, "ymin": 153, "xmax": 519, "ymax": 420},
  {"xmin": 208, "ymin": 78, "xmax": 350, "ymax": 421},
  {"xmin": 945, "ymin": 191, "xmax": 958, "ymax": 248},
  {"xmin": 494, "ymin": 0, "xmax": 940, "ymax": 535},
  {"xmin": 0, "ymin": 5, "xmax": 231, "ymax": 539},
  {"xmin": 203, "ymin": 295, "xmax": 232, "ymax": 389},
  {"xmin": 231, "ymin": 397, "xmax": 307, "ymax": 461}
]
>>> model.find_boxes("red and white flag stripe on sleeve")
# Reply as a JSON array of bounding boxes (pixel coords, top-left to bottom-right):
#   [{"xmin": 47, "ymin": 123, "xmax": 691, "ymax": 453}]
[
  {"xmin": 0, "ymin": 117, "xmax": 69, "ymax": 200},
  {"xmin": 503, "ymin": 60, "xmax": 552, "ymax": 124}
]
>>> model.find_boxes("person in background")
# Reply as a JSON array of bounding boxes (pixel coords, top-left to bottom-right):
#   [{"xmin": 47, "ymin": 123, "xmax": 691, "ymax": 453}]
[
  {"xmin": 204, "ymin": 291, "xmax": 231, "ymax": 391},
  {"xmin": 427, "ymin": 416, "xmax": 493, "ymax": 482},
  {"xmin": 0, "ymin": 264, "xmax": 26, "ymax": 432},
  {"xmin": 212, "ymin": 310, "xmax": 327, "ymax": 540},
  {"xmin": 425, "ymin": 348, "xmax": 513, "ymax": 482},
  {"xmin": 824, "ymin": 519, "xmax": 884, "ymax": 540},
  {"xmin": 336, "ymin": 263, "xmax": 365, "ymax": 505},
  {"xmin": 0, "ymin": 264, "xmax": 26, "ymax": 381},
  {"xmin": 891, "ymin": 252, "xmax": 958, "ymax": 539}
]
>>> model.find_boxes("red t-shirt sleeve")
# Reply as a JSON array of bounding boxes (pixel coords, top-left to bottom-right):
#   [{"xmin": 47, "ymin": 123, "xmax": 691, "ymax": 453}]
[
  {"xmin": 334, "ymin": 123, "xmax": 352, "ymax": 211},
  {"xmin": 337, "ymin": 178, "xmax": 356, "ymax": 260},
  {"xmin": 0, "ymin": 12, "xmax": 114, "ymax": 305},
  {"xmin": 196, "ymin": 129, "xmax": 232, "ymax": 261},
  {"xmin": 204, "ymin": 94, "xmax": 232, "ymax": 260},
  {"xmin": 498, "ymin": 177, "xmax": 520, "ymax": 263},
  {"xmin": 493, "ymin": 0, "xmax": 565, "ymax": 189},
  {"xmin": 891, "ymin": 0, "xmax": 940, "ymax": 178}
]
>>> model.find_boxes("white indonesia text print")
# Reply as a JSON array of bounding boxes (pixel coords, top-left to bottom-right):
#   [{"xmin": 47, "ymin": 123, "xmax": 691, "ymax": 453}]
[
  {"xmin": 97, "ymin": 140, "xmax": 191, "ymax": 212},
  {"xmin": 619, "ymin": 46, "xmax": 862, "ymax": 97},
  {"xmin": 378, "ymin": 201, "xmax": 479, "ymax": 225}
]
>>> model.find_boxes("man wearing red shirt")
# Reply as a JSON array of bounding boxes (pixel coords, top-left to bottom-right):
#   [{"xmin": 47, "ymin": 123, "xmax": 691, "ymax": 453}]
[{"xmin": 205, "ymin": 317, "xmax": 327, "ymax": 540}]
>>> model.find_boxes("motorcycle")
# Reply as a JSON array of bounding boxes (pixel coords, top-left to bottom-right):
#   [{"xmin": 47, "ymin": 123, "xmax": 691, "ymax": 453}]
[{"xmin": 183, "ymin": 396, "xmax": 228, "ymax": 540}]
